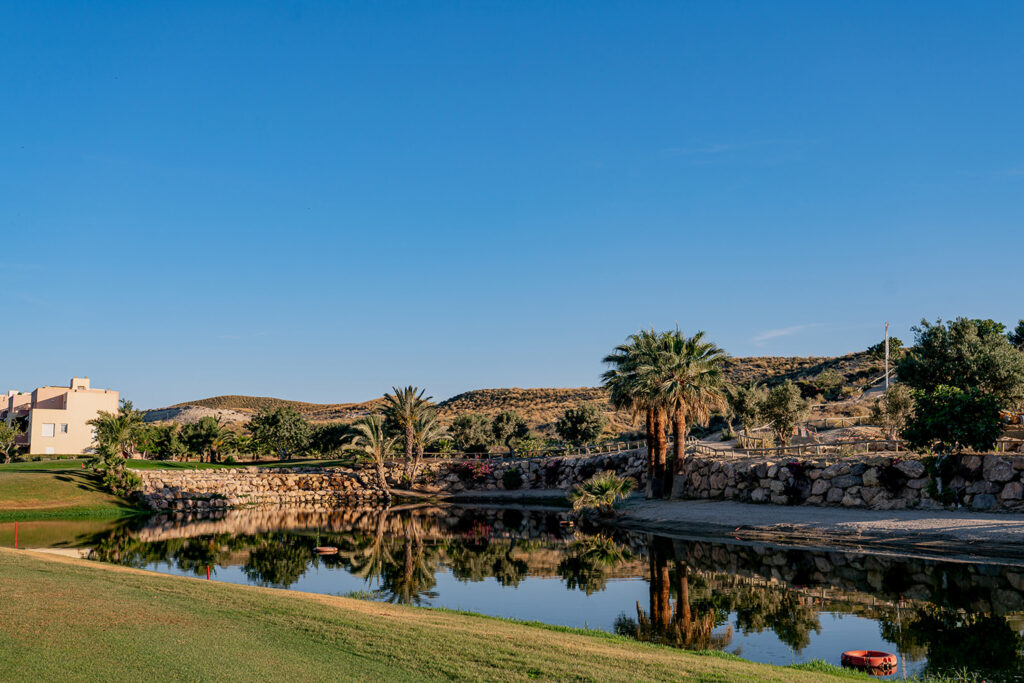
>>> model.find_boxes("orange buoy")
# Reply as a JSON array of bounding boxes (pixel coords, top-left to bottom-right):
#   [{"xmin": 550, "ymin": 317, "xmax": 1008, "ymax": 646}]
[
  {"xmin": 841, "ymin": 650, "xmax": 897, "ymax": 676},
  {"xmin": 314, "ymin": 546, "xmax": 338, "ymax": 555}
]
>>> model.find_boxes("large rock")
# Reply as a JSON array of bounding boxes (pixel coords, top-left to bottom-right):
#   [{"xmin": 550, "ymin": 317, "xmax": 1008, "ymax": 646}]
[
  {"xmin": 984, "ymin": 455, "xmax": 1015, "ymax": 483},
  {"xmin": 895, "ymin": 459, "xmax": 926, "ymax": 479},
  {"xmin": 862, "ymin": 468, "xmax": 880, "ymax": 487},
  {"xmin": 826, "ymin": 487, "xmax": 845, "ymax": 504},
  {"xmin": 841, "ymin": 492, "xmax": 864, "ymax": 507},
  {"xmin": 1001, "ymin": 482, "xmax": 1024, "ymax": 501},
  {"xmin": 831, "ymin": 475, "xmax": 862, "ymax": 489},
  {"xmin": 972, "ymin": 494, "xmax": 998, "ymax": 511},
  {"xmin": 811, "ymin": 479, "xmax": 830, "ymax": 496}
]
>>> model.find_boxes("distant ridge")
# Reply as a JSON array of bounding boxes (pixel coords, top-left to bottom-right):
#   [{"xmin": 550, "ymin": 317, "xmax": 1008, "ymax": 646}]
[{"xmin": 144, "ymin": 352, "xmax": 879, "ymax": 431}]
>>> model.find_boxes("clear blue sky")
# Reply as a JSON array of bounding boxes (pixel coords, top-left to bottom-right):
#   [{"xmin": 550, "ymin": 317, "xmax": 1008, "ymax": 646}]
[{"xmin": 3, "ymin": 2, "xmax": 1023, "ymax": 408}]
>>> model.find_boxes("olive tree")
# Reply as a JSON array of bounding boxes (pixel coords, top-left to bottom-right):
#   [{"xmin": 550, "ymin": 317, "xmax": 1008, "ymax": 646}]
[
  {"xmin": 555, "ymin": 403, "xmax": 607, "ymax": 446},
  {"xmin": 246, "ymin": 406, "xmax": 311, "ymax": 460},
  {"xmin": 492, "ymin": 411, "xmax": 529, "ymax": 456},
  {"xmin": 870, "ymin": 384, "xmax": 915, "ymax": 439},
  {"xmin": 758, "ymin": 381, "xmax": 809, "ymax": 447}
]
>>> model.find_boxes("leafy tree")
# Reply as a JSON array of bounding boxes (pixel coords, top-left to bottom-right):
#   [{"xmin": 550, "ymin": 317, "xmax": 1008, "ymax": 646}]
[
  {"xmin": 246, "ymin": 406, "xmax": 311, "ymax": 460},
  {"xmin": 972, "ymin": 318, "xmax": 1006, "ymax": 338},
  {"xmin": 88, "ymin": 399, "xmax": 144, "ymax": 458},
  {"xmin": 1009, "ymin": 320, "xmax": 1024, "ymax": 351},
  {"xmin": 897, "ymin": 317, "xmax": 1024, "ymax": 408},
  {"xmin": 901, "ymin": 385, "xmax": 1002, "ymax": 456},
  {"xmin": 758, "ymin": 381, "xmax": 809, "ymax": 447},
  {"xmin": 310, "ymin": 422, "xmax": 352, "ymax": 458},
  {"xmin": 449, "ymin": 413, "xmax": 494, "ymax": 453},
  {"xmin": 725, "ymin": 382, "xmax": 766, "ymax": 437},
  {"xmin": 569, "ymin": 470, "xmax": 636, "ymax": 516},
  {"xmin": 867, "ymin": 337, "xmax": 904, "ymax": 362},
  {"xmin": 0, "ymin": 423, "xmax": 19, "ymax": 463},
  {"xmin": 181, "ymin": 416, "xmax": 223, "ymax": 462},
  {"xmin": 811, "ymin": 369, "xmax": 843, "ymax": 399},
  {"xmin": 347, "ymin": 415, "xmax": 400, "ymax": 496},
  {"xmin": 555, "ymin": 403, "xmax": 607, "ymax": 445},
  {"xmin": 140, "ymin": 424, "xmax": 187, "ymax": 461},
  {"xmin": 383, "ymin": 386, "xmax": 432, "ymax": 479},
  {"xmin": 870, "ymin": 384, "xmax": 915, "ymax": 439},
  {"xmin": 492, "ymin": 411, "xmax": 529, "ymax": 456},
  {"xmin": 658, "ymin": 330, "xmax": 728, "ymax": 493}
]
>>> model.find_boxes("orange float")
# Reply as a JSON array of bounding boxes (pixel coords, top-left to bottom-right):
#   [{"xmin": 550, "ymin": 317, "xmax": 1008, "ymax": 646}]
[
  {"xmin": 314, "ymin": 546, "xmax": 338, "ymax": 555},
  {"xmin": 841, "ymin": 650, "xmax": 897, "ymax": 676}
]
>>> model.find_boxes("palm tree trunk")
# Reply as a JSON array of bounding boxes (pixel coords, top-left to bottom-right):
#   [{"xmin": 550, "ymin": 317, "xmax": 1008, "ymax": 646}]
[
  {"xmin": 645, "ymin": 408, "xmax": 657, "ymax": 498},
  {"xmin": 404, "ymin": 424, "xmax": 415, "ymax": 481},
  {"xmin": 669, "ymin": 408, "xmax": 686, "ymax": 499},
  {"xmin": 651, "ymin": 409, "xmax": 668, "ymax": 498}
]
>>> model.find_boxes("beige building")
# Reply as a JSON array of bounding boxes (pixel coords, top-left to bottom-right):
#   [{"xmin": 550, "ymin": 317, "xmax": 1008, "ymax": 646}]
[{"xmin": 3, "ymin": 377, "xmax": 119, "ymax": 455}]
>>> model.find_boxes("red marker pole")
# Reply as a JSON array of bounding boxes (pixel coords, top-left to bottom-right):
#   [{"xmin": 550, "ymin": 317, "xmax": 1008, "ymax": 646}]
[
  {"xmin": 13, "ymin": 522, "xmax": 17, "ymax": 550},
  {"xmin": 206, "ymin": 565, "xmax": 210, "ymax": 580}
]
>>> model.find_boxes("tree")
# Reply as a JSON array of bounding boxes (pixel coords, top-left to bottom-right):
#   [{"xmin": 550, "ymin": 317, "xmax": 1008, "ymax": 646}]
[
  {"xmin": 181, "ymin": 416, "xmax": 223, "ymax": 462},
  {"xmin": 449, "ymin": 414, "xmax": 494, "ymax": 453},
  {"xmin": 603, "ymin": 329, "xmax": 668, "ymax": 499},
  {"xmin": 897, "ymin": 318, "xmax": 1024, "ymax": 409},
  {"xmin": 811, "ymin": 369, "xmax": 843, "ymax": 400},
  {"xmin": 658, "ymin": 330, "xmax": 728, "ymax": 495},
  {"xmin": 383, "ymin": 386, "xmax": 432, "ymax": 480},
  {"xmin": 347, "ymin": 415, "xmax": 400, "ymax": 497},
  {"xmin": 759, "ymin": 381, "xmax": 809, "ymax": 447},
  {"xmin": 310, "ymin": 422, "xmax": 352, "ymax": 458},
  {"xmin": 867, "ymin": 337, "xmax": 904, "ymax": 362},
  {"xmin": 492, "ymin": 411, "xmax": 528, "ymax": 456},
  {"xmin": 409, "ymin": 409, "xmax": 446, "ymax": 485},
  {"xmin": 555, "ymin": 403, "xmax": 608, "ymax": 446},
  {"xmin": 0, "ymin": 423, "xmax": 18, "ymax": 463},
  {"xmin": 88, "ymin": 399, "xmax": 144, "ymax": 458},
  {"xmin": 725, "ymin": 382, "xmax": 766, "ymax": 437},
  {"xmin": 140, "ymin": 424, "xmax": 187, "ymax": 461},
  {"xmin": 246, "ymin": 406, "xmax": 311, "ymax": 460},
  {"xmin": 870, "ymin": 384, "xmax": 915, "ymax": 439},
  {"xmin": 1009, "ymin": 320, "xmax": 1024, "ymax": 351},
  {"xmin": 902, "ymin": 385, "xmax": 1002, "ymax": 457},
  {"xmin": 568, "ymin": 471, "xmax": 636, "ymax": 516}
]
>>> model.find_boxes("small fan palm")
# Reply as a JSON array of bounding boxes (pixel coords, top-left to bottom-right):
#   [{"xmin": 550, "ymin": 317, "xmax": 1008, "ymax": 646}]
[
  {"xmin": 569, "ymin": 470, "xmax": 637, "ymax": 516},
  {"xmin": 347, "ymin": 415, "xmax": 401, "ymax": 497}
]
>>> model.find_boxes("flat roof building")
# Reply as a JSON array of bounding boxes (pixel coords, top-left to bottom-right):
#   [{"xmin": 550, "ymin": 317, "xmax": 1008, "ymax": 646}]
[{"xmin": 2, "ymin": 377, "xmax": 119, "ymax": 455}]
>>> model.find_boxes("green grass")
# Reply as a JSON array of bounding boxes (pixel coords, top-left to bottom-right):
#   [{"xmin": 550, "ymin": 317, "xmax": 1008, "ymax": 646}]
[
  {"xmin": 0, "ymin": 471, "xmax": 140, "ymax": 521},
  {"xmin": 0, "ymin": 456, "xmax": 358, "ymax": 474},
  {"xmin": 0, "ymin": 547, "xmax": 856, "ymax": 682}
]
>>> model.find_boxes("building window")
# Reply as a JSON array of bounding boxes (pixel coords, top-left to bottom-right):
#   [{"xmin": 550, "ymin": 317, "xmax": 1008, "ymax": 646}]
[
  {"xmin": 41, "ymin": 423, "xmax": 55, "ymax": 437},
  {"xmin": 60, "ymin": 424, "xmax": 68, "ymax": 434}
]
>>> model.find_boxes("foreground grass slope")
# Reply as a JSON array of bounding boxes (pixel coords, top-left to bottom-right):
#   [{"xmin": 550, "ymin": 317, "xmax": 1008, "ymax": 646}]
[
  {"xmin": 0, "ymin": 548, "xmax": 851, "ymax": 683},
  {"xmin": 0, "ymin": 471, "xmax": 137, "ymax": 521}
]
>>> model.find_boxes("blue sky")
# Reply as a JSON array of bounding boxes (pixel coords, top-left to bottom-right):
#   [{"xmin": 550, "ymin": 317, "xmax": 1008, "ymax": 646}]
[{"xmin": 3, "ymin": 2, "xmax": 1023, "ymax": 408}]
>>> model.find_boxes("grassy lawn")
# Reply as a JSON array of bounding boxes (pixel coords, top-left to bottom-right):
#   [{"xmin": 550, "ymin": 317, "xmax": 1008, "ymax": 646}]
[
  {"xmin": 0, "ymin": 548, "xmax": 856, "ymax": 683},
  {"xmin": 0, "ymin": 471, "xmax": 139, "ymax": 521},
  {"xmin": 0, "ymin": 456, "xmax": 358, "ymax": 474}
]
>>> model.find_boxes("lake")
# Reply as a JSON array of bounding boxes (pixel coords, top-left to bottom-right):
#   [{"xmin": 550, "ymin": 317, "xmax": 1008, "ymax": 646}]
[{"xmin": 5, "ymin": 505, "xmax": 1024, "ymax": 680}]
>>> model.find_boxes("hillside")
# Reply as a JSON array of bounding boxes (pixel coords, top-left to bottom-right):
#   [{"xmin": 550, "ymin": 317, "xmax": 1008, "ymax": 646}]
[{"xmin": 144, "ymin": 352, "xmax": 882, "ymax": 434}]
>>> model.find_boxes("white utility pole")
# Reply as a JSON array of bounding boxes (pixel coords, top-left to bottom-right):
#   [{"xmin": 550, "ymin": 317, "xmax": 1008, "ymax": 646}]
[{"xmin": 884, "ymin": 322, "xmax": 890, "ymax": 390}]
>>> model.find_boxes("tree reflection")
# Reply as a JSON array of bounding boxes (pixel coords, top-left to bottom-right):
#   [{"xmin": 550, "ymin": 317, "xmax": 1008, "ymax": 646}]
[
  {"xmin": 557, "ymin": 535, "xmax": 630, "ymax": 596},
  {"xmin": 617, "ymin": 538, "xmax": 732, "ymax": 651},
  {"xmin": 379, "ymin": 517, "xmax": 438, "ymax": 605},
  {"xmin": 243, "ymin": 534, "xmax": 315, "ymax": 587}
]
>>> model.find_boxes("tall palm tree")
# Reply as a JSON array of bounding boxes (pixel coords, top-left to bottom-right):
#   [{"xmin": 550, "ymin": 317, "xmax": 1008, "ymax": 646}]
[
  {"xmin": 347, "ymin": 415, "xmax": 400, "ymax": 498},
  {"xmin": 409, "ymin": 409, "xmax": 446, "ymax": 486},
  {"xmin": 88, "ymin": 399, "xmax": 144, "ymax": 458},
  {"xmin": 602, "ymin": 330, "xmax": 669, "ymax": 498},
  {"xmin": 383, "ymin": 386, "xmax": 432, "ymax": 483},
  {"xmin": 659, "ymin": 330, "xmax": 728, "ymax": 495}
]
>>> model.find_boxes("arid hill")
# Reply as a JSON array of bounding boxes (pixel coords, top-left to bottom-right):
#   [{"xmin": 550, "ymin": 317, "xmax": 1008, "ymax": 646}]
[{"xmin": 144, "ymin": 352, "xmax": 882, "ymax": 433}]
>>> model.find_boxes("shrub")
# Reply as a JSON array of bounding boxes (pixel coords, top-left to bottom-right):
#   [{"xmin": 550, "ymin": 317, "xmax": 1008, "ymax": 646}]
[
  {"xmin": 569, "ymin": 471, "xmax": 636, "ymax": 516},
  {"xmin": 224, "ymin": 455, "xmax": 237, "ymax": 464},
  {"xmin": 502, "ymin": 467, "xmax": 523, "ymax": 490}
]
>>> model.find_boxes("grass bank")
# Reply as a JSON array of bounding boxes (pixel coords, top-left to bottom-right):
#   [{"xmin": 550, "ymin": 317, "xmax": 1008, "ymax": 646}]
[
  {"xmin": 0, "ymin": 456, "xmax": 358, "ymax": 473},
  {"xmin": 0, "ymin": 471, "xmax": 140, "ymax": 522},
  {"xmin": 0, "ymin": 547, "xmax": 856, "ymax": 682}
]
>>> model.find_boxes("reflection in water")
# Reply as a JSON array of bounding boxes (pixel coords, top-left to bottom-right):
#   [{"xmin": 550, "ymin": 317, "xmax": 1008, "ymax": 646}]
[{"xmin": 72, "ymin": 506, "xmax": 1024, "ymax": 681}]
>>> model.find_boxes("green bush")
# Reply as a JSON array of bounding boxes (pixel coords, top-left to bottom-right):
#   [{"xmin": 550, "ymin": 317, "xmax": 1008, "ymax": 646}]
[{"xmin": 502, "ymin": 467, "xmax": 523, "ymax": 490}]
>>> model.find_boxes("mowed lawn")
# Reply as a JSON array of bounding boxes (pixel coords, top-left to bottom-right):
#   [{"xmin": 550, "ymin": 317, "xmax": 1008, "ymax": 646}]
[
  {"xmin": 0, "ymin": 471, "xmax": 136, "ymax": 521},
  {"xmin": 0, "ymin": 548, "xmax": 854, "ymax": 683}
]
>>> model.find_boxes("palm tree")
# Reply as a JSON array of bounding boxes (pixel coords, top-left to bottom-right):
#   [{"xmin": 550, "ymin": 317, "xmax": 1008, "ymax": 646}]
[
  {"xmin": 383, "ymin": 386, "xmax": 432, "ymax": 483},
  {"xmin": 569, "ymin": 470, "xmax": 637, "ymax": 515},
  {"xmin": 409, "ymin": 409, "xmax": 446, "ymax": 487},
  {"xmin": 88, "ymin": 399, "xmax": 144, "ymax": 458},
  {"xmin": 602, "ymin": 330, "xmax": 669, "ymax": 498},
  {"xmin": 347, "ymin": 415, "xmax": 400, "ymax": 498},
  {"xmin": 659, "ymin": 330, "xmax": 728, "ymax": 495}
]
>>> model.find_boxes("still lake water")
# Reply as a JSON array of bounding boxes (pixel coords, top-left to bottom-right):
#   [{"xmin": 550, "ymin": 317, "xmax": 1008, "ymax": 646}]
[{"xmin": 6, "ymin": 505, "xmax": 1024, "ymax": 680}]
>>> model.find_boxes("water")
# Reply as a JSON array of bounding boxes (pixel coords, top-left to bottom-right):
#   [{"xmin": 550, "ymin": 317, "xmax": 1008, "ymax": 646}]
[{"xmin": 6, "ymin": 506, "xmax": 1024, "ymax": 680}]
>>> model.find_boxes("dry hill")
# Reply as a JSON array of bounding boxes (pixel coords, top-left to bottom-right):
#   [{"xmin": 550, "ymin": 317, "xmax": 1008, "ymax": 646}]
[{"xmin": 144, "ymin": 352, "xmax": 881, "ymax": 434}]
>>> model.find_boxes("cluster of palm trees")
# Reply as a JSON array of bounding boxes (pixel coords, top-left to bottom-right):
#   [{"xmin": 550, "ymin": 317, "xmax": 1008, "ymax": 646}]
[
  {"xmin": 602, "ymin": 329, "xmax": 728, "ymax": 499},
  {"xmin": 348, "ymin": 386, "xmax": 446, "ymax": 495}
]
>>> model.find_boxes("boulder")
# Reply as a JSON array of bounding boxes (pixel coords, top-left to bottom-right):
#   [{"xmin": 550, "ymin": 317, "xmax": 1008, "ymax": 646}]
[
  {"xmin": 811, "ymin": 479, "xmax": 830, "ymax": 496},
  {"xmin": 862, "ymin": 468, "xmax": 880, "ymax": 487},
  {"xmin": 984, "ymin": 455, "xmax": 1015, "ymax": 483},
  {"xmin": 826, "ymin": 487, "xmax": 845, "ymax": 504},
  {"xmin": 895, "ymin": 459, "xmax": 926, "ymax": 479},
  {"xmin": 972, "ymin": 494, "xmax": 998, "ymax": 511},
  {"xmin": 1001, "ymin": 482, "xmax": 1024, "ymax": 501},
  {"xmin": 831, "ymin": 475, "xmax": 862, "ymax": 489}
]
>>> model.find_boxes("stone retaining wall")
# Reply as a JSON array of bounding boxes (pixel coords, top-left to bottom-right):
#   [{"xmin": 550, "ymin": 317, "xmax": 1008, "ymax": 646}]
[
  {"xmin": 136, "ymin": 450, "xmax": 647, "ymax": 511},
  {"xmin": 673, "ymin": 452, "xmax": 1024, "ymax": 511}
]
